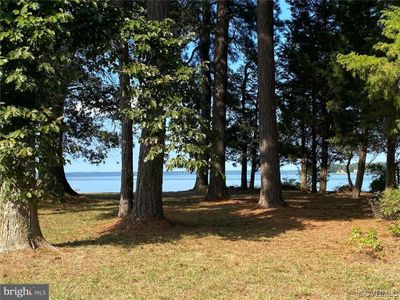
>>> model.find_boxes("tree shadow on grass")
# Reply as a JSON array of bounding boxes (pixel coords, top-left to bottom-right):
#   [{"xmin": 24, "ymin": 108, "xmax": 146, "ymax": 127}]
[{"xmin": 54, "ymin": 190, "xmax": 374, "ymax": 249}]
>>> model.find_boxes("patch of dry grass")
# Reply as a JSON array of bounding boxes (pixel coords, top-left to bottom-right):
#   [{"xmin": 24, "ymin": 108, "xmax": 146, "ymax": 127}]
[{"xmin": 1, "ymin": 191, "xmax": 399, "ymax": 299}]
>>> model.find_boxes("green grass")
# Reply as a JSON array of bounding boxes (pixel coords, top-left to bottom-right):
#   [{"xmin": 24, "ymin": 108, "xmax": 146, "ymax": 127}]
[{"xmin": 1, "ymin": 191, "xmax": 399, "ymax": 299}]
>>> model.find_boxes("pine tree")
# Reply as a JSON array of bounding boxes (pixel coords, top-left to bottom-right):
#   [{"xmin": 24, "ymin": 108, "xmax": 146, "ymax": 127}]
[{"xmin": 257, "ymin": 0, "xmax": 285, "ymax": 207}]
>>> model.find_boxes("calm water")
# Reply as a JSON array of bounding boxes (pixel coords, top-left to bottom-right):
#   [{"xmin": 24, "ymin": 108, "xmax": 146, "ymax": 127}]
[{"xmin": 66, "ymin": 170, "xmax": 374, "ymax": 193}]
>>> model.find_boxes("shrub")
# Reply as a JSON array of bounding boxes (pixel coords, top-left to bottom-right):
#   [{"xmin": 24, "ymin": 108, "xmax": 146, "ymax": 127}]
[
  {"xmin": 368, "ymin": 188, "xmax": 400, "ymax": 220},
  {"xmin": 388, "ymin": 223, "xmax": 400, "ymax": 237},
  {"xmin": 350, "ymin": 226, "xmax": 383, "ymax": 254},
  {"xmin": 281, "ymin": 178, "xmax": 300, "ymax": 191},
  {"xmin": 336, "ymin": 185, "xmax": 352, "ymax": 194},
  {"xmin": 368, "ymin": 164, "xmax": 386, "ymax": 192},
  {"xmin": 370, "ymin": 177, "xmax": 386, "ymax": 192},
  {"xmin": 378, "ymin": 189, "xmax": 400, "ymax": 220}
]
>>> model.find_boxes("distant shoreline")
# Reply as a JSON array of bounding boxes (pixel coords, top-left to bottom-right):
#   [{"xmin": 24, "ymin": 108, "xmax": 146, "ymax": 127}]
[{"xmin": 65, "ymin": 170, "xmax": 298, "ymax": 176}]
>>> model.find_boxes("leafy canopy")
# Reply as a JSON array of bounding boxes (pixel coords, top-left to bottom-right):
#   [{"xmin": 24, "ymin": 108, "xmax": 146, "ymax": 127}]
[{"xmin": 338, "ymin": 6, "xmax": 400, "ymax": 113}]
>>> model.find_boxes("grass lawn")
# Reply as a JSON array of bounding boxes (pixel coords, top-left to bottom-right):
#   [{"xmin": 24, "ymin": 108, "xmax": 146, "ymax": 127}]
[{"xmin": 1, "ymin": 190, "xmax": 399, "ymax": 299}]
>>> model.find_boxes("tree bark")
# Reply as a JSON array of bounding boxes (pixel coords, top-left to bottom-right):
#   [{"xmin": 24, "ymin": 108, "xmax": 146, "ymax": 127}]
[
  {"xmin": 240, "ymin": 63, "xmax": 250, "ymax": 190},
  {"xmin": 300, "ymin": 126, "xmax": 308, "ymax": 191},
  {"xmin": 42, "ymin": 137, "xmax": 79, "ymax": 197},
  {"xmin": 241, "ymin": 148, "xmax": 248, "ymax": 189},
  {"xmin": 311, "ymin": 123, "xmax": 318, "ymax": 193},
  {"xmin": 249, "ymin": 147, "xmax": 257, "ymax": 190},
  {"xmin": 300, "ymin": 158, "xmax": 308, "ymax": 192},
  {"xmin": 48, "ymin": 165, "xmax": 79, "ymax": 196},
  {"xmin": 129, "ymin": 0, "xmax": 169, "ymax": 219},
  {"xmin": 0, "ymin": 198, "xmax": 48, "ymax": 253},
  {"xmin": 257, "ymin": 0, "xmax": 285, "ymax": 208},
  {"xmin": 346, "ymin": 153, "xmax": 354, "ymax": 189},
  {"xmin": 117, "ymin": 1, "xmax": 134, "ymax": 217},
  {"xmin": 351, "ymin": 146, "xmax": 367, "ymax": 198},
  {"xmin": 386, "ymin": 134, "xmax": 397, "ymax": 189},
  {"xmin": 205, "ymin": 0, "xmax": 230, "ymax": 200},
  {"xmin": 249, "ymin": 94, "xmax": 259, "ymax": 191},
  {"xmin": 193, "ymin": 0, "xmax": 212, "ymax": 192},
  {"xmin": 39, "ymin": 95, "xmax": 78, "ymax": 197},
  {"xmin": 0, "ymin": 200, "xmax": 29, "ymax": 252},
  {"xmin": 193, "ymin": 167, "xmax": 208, "ymax": 191},
  {"xmin": 319, "ymin": 138, "xmax": 328, "ymax": 194},
  {"xmin": 131, "ymin": 129, "xmax": 165, "ymax": 219},
  {"xmin": 319, "ymin": 96, "xmax": 330, "ymax": 195},
  {"xmin": 1, "ymin": 136, "xmax": 48, "ymax": 252}
]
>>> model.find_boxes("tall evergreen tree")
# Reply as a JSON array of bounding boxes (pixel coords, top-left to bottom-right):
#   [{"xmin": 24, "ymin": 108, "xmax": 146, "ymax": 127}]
[
  {"xmin": 130, "ymin": 0, "xmax": 170, "ymax": 219},
  {"xmin": 118, "ymin": 0, "xmax": 134, "ymax": 218},
  {"xmin": 338, "ymin": 5, "xmax": 400, "ymax": 190},
  {"xmin": 205, "ymin": 0, "xmax": 230, "ymax": 200},
  {"xmin": 193, "ymin": 0, "xmax": 213, "ymax": 191},
  {"xmin": 257, "ymin": 0, "xmax": 285, "ymax": 207}
]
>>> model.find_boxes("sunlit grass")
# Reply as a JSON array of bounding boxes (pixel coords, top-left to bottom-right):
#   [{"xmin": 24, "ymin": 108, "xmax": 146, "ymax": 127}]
[{"xmin": 1, "ymin": 191, "xmax": 399, "ymax": 299}]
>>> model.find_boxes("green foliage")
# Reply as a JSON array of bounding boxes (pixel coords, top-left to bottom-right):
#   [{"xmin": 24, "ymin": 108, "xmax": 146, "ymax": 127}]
[
  {"xmin": 121, "ymin": 12, "xmax": 205, "ymax": 171},
  {"xmin": 388, "ymin": 223, "xmax": 400, "ymax": 237},
  {"xmin": 369, "ymin": 163, "xmax": 386, "ymax": 192},
  {"xmin": 0, "ymin": 106, "xmax": 61, "ymax": 202},
  {"xmin": 0, "ymin": 0, "xmax": 127, "ymax": 203},
  {"xmin": 281, "ymin": 178, "xmax": 300, "ymax": 191},
  {"xmin": 0, "ymin": 0, "xmax": 72, "ymax": 203},
  {"xmin": 378, "ymin": 188, "xmax": 400, "ymax": 220},
  {"xmin": 0, "ymin": 0, "xmax": 111, "ymax": 203},
  {"xmin": 0, "ymin": 0, "xmax": 74, "ymax": 91},
  {"xmin": 337, "ymin": 6, "xmax": 400, "ymax": 135},
  {"xmin": 329, "ymin": 163, "xmax": 358, "ymax": 174},
  {"xmin": 226, "ymin": 62, "xmax": 259, "ymax": 168},
  {"xmin": 63, "ymin": 71, "xmax": 119, "ymax": 164},
  {"xmin": 350, "ymin": 226, "xmax": 383, "ymax": 254},
  {"xmin": 370, "ymin": 178, "xmax": 386, "ymax": 193}
]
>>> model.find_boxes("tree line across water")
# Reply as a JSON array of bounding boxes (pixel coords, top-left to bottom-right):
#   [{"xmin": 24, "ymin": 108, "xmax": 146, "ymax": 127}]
[{"xmin": 0, "ymin": 0, "xmax": 399, "ymax": 252}]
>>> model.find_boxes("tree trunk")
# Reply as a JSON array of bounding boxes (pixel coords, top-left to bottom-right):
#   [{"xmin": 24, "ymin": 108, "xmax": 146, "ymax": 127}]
[
  {"xmin": 0, "ymin": 96, "xmax": 51, "ymax": 252},
  {"xmin": 39, "ymin": 95, "xmax": 78, "ymax": 197},
  {"xmin": 249, "ymin": 144, "xmax": 257, "ymax": 190},
  {"xmin": 0, "ymin": 197, "xmax": 48, "ymax": 252},
  {"xmin": 300, "ymin": 158, "xmax": 308, "ymax": 192},
  {"xmin": 346, "ymin": 153, "xmax": 354, "ymax": 189},
  {"xmin": 352, "ymin": 139, "xmax": 367, "ymax": 198},
  {"xmin": 240, "ymin": 63, "xmax": 250, "ymax": 190},
  {"xmin": 311, "ymin": 126, "xmax": 318, "ymax": 193},
  {"xmin": 249, "ymin": 93, "xmax": 259, "ymax": 191},
  {"xmin": 319, "ymin": 138, "xmax": 328, "ymax": 194},
  {"xmin": 0, "ymin": 200, "xmax": 29, "ymax": 252},
  {"xmin": 49, "ymin": 165, "xmax": 79, "ymax": 196},
  {"xmin": 131, "ymin": 129, "xmax": 165, "ymax": 219},
  {"xmin": 257, "ymin": 0, "xmax": 285, "ymax": 208},
  {"xmin": 319, "ymin": 96, "xmax": 330, "ymax": 195},
  {"xmin": 118, "ymin": 82, "xmax": 134, "ymax": 217},
  {"xmin": 386, "ymin": 134, "xmax": 397, "ymax": 189},
  {"xmin": 129, "ymin": 0, "xmax": 169, "ymax": 219},
  {"xmin": 118, "ymin": 1, "xmax": 134, "ymax": 217},
  {"xmin": 193, "ymin": 168, "xmax": 208, "ymax": 191},
  {"xmin": 205, "ymin": 0, "xmax": 230, "ymax": 200},
  {"xmin": 193, "ymin": 0, "xmax": 212, "ymax": 192},
  {"xmin": 300, "ymin": 126, "xmax": 308, "ymax": 191},
  {"xmin": 42, "ymin": 136, "xmax": 79, "ymax": 197},
  {"xmin": 241, "ymin": 147, "xmax": 248, "ymax": 189},
  {"xmin": 1, "ymin": 140, "xmax": 48, "ymax": 252}
]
